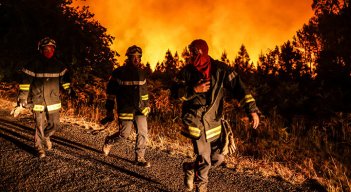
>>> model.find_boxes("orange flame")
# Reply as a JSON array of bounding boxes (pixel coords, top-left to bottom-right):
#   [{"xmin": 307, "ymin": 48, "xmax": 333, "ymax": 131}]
[{"xmin": 73, "ymin": 0, "xmax": 313, "ymax": 69}]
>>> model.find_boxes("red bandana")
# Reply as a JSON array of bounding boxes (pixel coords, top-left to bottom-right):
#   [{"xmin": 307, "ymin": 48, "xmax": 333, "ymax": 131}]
[
  {"xmin": 43, "ymin": 51, "xmax": 54, "ymax": 59},
  {"xmin": 190, "ymin": 39, "xmax": 211, "ymax": 80},
  {"xmin": 42, "ymin": 46, "xmax": 55, "ymax": 59}
]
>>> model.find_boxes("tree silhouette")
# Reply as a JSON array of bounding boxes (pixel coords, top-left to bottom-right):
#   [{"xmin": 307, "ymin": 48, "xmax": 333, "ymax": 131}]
[
  {"xmin": 279, "ymin": 40, "xmax": 305, "ymax": 81},
  {"xmin": 295, "ymin": 24, "xmax": 320, "ymax": 77},
  {"xmin": 151, "ymin": 50, "xmax": 182, "ymax": 85},
  {"xmin": 257, "ymin": 46, "xmax": 280, "ymax": 78},
  {"xmin": 144, "ymin": 62, "xmax": 152, "ymax": 78},
  {"xmin": 220, "ymin": 51, "xmax": 230, "ymax": 65},
  {"xmin": 0, "ymin": 0, "xmax": 118, "ymax": 82},
  {"xmin": 233, "ymin": 44, "xmax": 254, "ymax": 78},
  {"xmin": 181, "ymin": 47, "xmax": 190, "ymax": 65},
  {"xmin": 315, "ymin": 1, "xmax": 350, "ymax": 82}
]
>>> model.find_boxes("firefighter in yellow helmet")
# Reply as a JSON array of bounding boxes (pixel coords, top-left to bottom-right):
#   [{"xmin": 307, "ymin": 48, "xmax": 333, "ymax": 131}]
[
  {"xmin": 171, "ymin": 39, "xmax": 260, "ymax": 192},
  {"xmin": 100, "ymin": 45, "xmax": 151, "ymax": 167},
  {"xmin": 15, "ymin": 37, "xmax": 73, "ymax": 158}
]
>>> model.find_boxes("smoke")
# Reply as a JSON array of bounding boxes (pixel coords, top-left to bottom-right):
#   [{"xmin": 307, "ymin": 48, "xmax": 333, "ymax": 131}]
[{"xmin": 73, "ymin": 0, "xmax": 313, "ymax": 69}]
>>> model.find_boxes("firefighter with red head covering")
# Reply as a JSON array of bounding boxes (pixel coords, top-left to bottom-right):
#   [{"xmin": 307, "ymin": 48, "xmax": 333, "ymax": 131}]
[
  {"xmin": 100, "ymin": 45, "xmax": 151, "ymax": 167},
  {"xmin": 171, "ymin": 39, "xmax": 260, "ymax": 191},
  {"xmin": 14, "ymin": 37, "xmax": 73, "ymax": 158}
]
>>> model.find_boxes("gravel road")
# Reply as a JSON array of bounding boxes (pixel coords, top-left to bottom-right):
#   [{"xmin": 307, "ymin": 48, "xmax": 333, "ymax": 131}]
[{"xmin": 0, "ymin": 109, "xmax": 319, "ymax": 192}]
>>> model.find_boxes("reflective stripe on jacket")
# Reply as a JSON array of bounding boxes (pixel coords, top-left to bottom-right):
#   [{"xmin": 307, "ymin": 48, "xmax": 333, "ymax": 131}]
[
  {"xmin": 105, "ymin": 64, "xmax": 150, "ymax": 119},
  {"xmin": 18, "ymin": 54, "xmax": 70, "ymax": 113}
]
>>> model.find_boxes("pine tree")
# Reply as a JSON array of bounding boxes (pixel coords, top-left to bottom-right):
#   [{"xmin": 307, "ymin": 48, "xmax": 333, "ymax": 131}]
[
  {"xmin": 221, "ymin": 51, "xmax": 230, "ymax": 65},
  {"xmin": 234, "ymin": 44, "xmax": 253, "ymax": 76}
]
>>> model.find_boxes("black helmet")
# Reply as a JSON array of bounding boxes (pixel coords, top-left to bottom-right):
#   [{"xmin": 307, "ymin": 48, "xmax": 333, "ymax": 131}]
[
  {"xmin": 126, "ymin": 45, "xmax": 142, "ymax": 56},
  {"xmin": 38, "ymin": 37, "xmax": 56, "ymax": 50}
]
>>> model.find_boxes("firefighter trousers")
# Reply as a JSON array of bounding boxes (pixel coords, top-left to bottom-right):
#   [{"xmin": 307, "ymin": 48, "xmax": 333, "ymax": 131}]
[
  {"xmin": 191, "ymin": 131, "xmax": 224, "ymax": 189},
  {"xmin": 34, "ymin": 111, "xmax": 60, "ymax": 150},
  {"xmin": 105, "ymin": 115, "xmax": 148, "ymax": 159}
]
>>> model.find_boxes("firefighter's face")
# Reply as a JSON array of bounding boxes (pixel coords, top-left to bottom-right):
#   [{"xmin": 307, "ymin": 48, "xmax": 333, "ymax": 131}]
[
  {"xmin": 130, "ymin": 55, "xmax": 141, "ymax": 66},
  {"xmin": 41, "ymin": 45, "xmax": 55, "ymax": 59},
  {"xmin": 189, "ymin": 46, "xmax": 201, "ymax": 63}
]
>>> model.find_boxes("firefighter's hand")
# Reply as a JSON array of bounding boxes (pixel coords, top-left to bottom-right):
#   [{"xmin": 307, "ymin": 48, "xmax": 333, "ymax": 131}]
[
  {"xmin": 250, "ymin": 112, "xmax": 259, "ymax": 129},
  {"xmin": 194, "ymin": 80, "xmax": 210, "ymax": 93}
]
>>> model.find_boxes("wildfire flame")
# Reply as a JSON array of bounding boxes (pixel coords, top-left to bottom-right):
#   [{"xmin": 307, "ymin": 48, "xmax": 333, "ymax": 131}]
[{"xmin": 73, "ymin": 0, "xmax": 313, "ymax": 69}]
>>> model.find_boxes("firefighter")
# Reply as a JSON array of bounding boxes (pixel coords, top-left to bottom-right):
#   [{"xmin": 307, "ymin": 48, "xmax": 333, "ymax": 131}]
[
  {"xmin": 171, "ymin": 39, "xmax": 260, "ymax": 192},
  {"xmin": 101, "ymin": 45, "xmax": 151, "ymax": 168},
  {"xmin": 16, "ymin": 37, "xmax": 73, "ymax": 158}
]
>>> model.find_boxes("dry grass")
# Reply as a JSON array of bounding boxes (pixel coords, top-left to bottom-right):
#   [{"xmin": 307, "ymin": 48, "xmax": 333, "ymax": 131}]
[{"xmin": 0, "ymin": 98, "xmax": 17, "ymax": 111}]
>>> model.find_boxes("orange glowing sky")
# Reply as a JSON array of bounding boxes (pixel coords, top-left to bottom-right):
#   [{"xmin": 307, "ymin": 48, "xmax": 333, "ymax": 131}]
[{"xmin": 73, "ymin": 0, "xmax": 314, "ymax": 69}]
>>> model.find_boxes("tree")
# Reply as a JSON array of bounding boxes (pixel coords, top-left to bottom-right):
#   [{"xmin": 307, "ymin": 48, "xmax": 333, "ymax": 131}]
[
  {"xmin": 233, "ymin": 44, "xmax": 254, "ymax": 76},
  {"xmin": 220, "ymin": 51, "xmax": 230, "ymax": 65},
  {"xmin": 0, "ymin": 0, "xmax": 118, "ymax": 82},
  {"xmin": 295, "ymin": 23, "xmax": 320, "ymax": 77},
  {"xmin": 312, "ymin": 0, "xmax": 343, "ymax": 16},
  {"xmin": 181, "ymin": 47, "xmax": 190, "ymax": 65},
  {"xmin": 279, "ymin": 40, "xmax": 305, "ymax": 81},
  {"xmin": 281, "ymin": 0, "xmax": 351, "ymax": 113},
  {"xmin": 163, "ymin": 49, "xmax": 177, "ymax": 78},
  {"xmin": 304, "ymin": 0, "xmax": 351, "ymax": 83},
  {"xmin": 143, "ymin": 62, "xmax": 152, "ymax": 78}
]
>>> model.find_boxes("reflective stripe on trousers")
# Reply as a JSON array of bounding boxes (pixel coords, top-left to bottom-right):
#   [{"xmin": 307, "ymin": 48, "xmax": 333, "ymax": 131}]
[
  {"xmin": 33, "ymin": 103, "xmax": 61, "ymax": 112},
  {"xmin": 118, "ymin": 113, "xmax": 134, "ymax": 120},
  {"xmin": 205, "ymin": 125, "xmax": 221, "ymax": 141},
  {"xmin": 182, "ymin": 125, "xmax": 221, "ymax": 141}
]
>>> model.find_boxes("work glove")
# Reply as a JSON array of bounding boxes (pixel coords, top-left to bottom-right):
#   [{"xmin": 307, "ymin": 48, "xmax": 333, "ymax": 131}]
[
  {"xmin": 100, "ymin": 110, "xmax": 114, "ymax": 125},
  {"xmin": 10, "ymin": 99, "xmax": 27, "ymax": 118}
]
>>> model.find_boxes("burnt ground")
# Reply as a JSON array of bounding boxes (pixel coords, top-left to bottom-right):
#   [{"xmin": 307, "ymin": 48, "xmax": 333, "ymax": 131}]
[{"xmin": 0, "ymin": 108, "xmax": 320, "ymax": 192}]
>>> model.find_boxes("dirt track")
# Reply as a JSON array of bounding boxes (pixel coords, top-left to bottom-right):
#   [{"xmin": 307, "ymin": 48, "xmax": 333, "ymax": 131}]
[{"xmin": 0, "ymin": 108, "xmax": 319, "ymax": 192}]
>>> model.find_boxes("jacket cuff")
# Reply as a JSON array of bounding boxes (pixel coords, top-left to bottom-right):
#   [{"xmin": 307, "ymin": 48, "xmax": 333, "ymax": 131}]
[{"xmin": 245, "ymin": 102, "xmax": 260, "ymax": 115}]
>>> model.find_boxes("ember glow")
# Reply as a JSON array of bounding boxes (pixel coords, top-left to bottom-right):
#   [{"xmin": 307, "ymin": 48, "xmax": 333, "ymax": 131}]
[{"xmin": 73, "ymin": 0, "xmax": 313, "ymax": 69}]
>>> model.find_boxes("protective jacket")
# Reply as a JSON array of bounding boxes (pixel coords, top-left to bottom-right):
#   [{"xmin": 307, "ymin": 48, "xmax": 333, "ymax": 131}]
[
  {"xmin": 105, "ymin": 64, "xmax": 150, "ymax": 120},
  {"xmin": 18, "ymin": 54, "xmax": 70, "ymax": 113},
  {"xmin": 172, "ymin": 58, "xmax": 259, "ymax": 142}
]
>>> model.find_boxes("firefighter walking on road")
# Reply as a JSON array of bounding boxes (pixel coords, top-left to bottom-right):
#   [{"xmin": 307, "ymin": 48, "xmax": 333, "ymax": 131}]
[
  {"xmin": 15, "ymin": 37, "xmax": 73, "ymax": 158},
  {"xmin": 171, "ymin": 39, "xmax": 260, "ymax": 192},
  {"xmin": 101, "ymin": 45, "xmax": 151, "ymax": 167}
]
